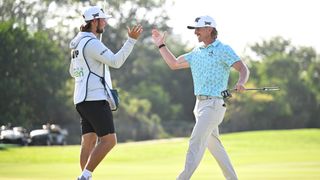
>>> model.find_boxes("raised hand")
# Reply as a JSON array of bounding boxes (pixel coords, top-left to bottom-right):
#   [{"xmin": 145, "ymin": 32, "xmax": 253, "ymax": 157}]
[
  {"xmin": 127, "ymin": 24, "xmax": 143, "ymax": 39},
  {"xmin": 151, "ymin": 28, "xmax": 166, "ymax": 46}
]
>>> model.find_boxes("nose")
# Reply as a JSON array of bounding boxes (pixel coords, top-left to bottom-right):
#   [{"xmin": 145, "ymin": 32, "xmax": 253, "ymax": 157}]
[
  {"xmin": 101, "ymin": 18, "xmax": 107, "ymax": 24},
  {"xmin": 194, "ymin": 28, "xmax": 200, "ymax": 33}
]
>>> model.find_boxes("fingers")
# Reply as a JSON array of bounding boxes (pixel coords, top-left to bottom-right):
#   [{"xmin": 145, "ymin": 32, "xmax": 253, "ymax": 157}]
[
  {"xmin": 127, "ymin": 25, "xmax": 166, "ymax": 46},
  {"xmin": 234, "ymin": 84, "xmax": 246, "ymax": 92},
  {"xmin": 152, "ymin": 28, "xmax": 160, "ymax": 36},
  {"xmin": 129, "ymin": 25, "xmax": 143, "ymax": 34},
  {"xmin": 128, "ymin": 24, "xmax": 143, "ymax": 39},
  {"xmin": 133, "ymin": 24, "xmax": 143, "ymax": 33},
  {"xmin": 151, "ymin": 28, "xmax": 166, "ymax": 46},
  {"xmin": 162, "ymin": 31, "xmax": 167, "ymax": 41}
]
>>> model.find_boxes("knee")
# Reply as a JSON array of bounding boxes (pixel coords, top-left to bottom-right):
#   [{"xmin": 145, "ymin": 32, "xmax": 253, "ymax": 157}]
[
  {"xmin": 81, "ymin": 134, "xmax": 98, "ymax": 149},
  {"xmin": 108, "ymin": 136, "xmax": 117, "ymax": 148},
  {"xmin": 100, "ymin": 134, "xmax": 117, "ymax": 148}
]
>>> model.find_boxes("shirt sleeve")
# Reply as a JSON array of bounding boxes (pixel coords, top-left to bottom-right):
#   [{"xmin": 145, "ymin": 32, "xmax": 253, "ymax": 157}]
[
  {"xmin": 183, "ymin": 47, "xmax": 197, "ymax": 64},
  {"xmin": 86, "ymin": 37, "xmax": 137, "ymax": 68},
  {"xmin": 222, "ymin": 45, "xmax": 240, "ymax": 67}
]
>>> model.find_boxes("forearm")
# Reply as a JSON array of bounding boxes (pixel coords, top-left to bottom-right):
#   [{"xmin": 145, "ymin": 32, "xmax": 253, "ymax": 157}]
[
  {"xmin": 237, "ymin": 63, "xmax": 249, "ymax": 85},
  {"xmin": 158, "ymin": 45, "xmax": 180, "ymax": 69},
  {"xmin": 108, "ymin": 37, "xmax": 137, "ymax": 68}
]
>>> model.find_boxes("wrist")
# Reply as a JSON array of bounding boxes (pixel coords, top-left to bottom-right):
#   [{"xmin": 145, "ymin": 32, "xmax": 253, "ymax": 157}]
[
  {"xmin": 128, "ymin": 37, "xmax": 137, "ymax": 43},
  {"xmin": 158, "ymin": 44, "xmax": 166, "ymax": 49}
]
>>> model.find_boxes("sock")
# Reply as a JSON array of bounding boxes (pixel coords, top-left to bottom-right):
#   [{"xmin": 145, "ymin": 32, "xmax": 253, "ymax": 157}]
[{"xmin": 81, "ymin": 169, "xmax": 92, "ymax": 178}]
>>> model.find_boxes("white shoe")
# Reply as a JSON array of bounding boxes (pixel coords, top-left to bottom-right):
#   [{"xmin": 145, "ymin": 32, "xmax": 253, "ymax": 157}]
[{"xmin": 77, "ymin": 175, "xmax": 92, "ymax": 180}]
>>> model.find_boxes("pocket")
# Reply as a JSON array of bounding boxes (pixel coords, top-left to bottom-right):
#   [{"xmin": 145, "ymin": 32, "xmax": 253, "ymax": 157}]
[
  {"xmin": 220, "ymin": 99, "xmax": 227, "ymax": 109},
  {"xmin": 213, "ymin": 99, "xmax": 226, "ymax": 110}
]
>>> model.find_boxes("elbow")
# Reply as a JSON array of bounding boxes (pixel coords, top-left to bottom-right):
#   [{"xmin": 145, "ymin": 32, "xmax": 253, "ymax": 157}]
[
  {"xmin": 113, "ymin": 63, "xmax": 122, "ymax": 69},
  {"xmin": 245, "ymin": 64, "xmax": 250, "ymax": 76},
  {"xmin": 169, "ymin": 64, "xmax": 179, "ymax": 70},
  {"xmin": 109, "ymin": 59, "xmax": 124, "ymax": 69},
  {"xmin": 168, "ymin": 61, "xmax": 181, "ymax": 70}
]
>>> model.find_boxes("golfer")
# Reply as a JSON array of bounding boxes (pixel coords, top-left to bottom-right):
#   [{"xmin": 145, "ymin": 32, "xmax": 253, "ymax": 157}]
[
  {"xmin": 69, "ymin": 6, "xmax": 143, "ymax": 180},
  {"xmin": 152, "ymin": 15, "xmax": 249, "ymax": 180}
]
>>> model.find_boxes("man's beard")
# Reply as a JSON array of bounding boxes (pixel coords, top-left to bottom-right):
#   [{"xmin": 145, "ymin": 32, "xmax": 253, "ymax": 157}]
[{"xmin": 96, "ymin": 26, "xmax": 104, "ymax": 34}]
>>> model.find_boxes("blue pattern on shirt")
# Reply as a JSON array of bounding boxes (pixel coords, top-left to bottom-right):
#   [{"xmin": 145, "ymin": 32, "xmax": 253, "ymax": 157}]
[{"xmin": 184, "ymin": 40, "xmax": 240, "ymax": 97}]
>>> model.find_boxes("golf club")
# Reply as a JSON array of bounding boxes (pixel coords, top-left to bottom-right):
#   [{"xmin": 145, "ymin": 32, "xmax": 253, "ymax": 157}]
[{"xmin": 221, "ymin": 87, "xmax": 280, "ymax": 99}]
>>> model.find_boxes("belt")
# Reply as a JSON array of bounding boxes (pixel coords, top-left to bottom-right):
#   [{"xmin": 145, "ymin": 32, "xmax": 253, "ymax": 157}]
[{"xmin": 196, "ymin": 95, "xmax": 222, "ymax": 101}]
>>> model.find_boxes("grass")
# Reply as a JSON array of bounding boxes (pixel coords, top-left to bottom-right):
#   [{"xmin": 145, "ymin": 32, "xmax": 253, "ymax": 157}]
[{"xmin": 0, "ymin": 129, "xmax": 319, "ymax": 180}]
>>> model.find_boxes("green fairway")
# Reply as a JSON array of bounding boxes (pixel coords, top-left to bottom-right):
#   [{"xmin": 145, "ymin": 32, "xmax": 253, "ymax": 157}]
[{"xmin": 0, "ymin": 129, "xmax": 319, "ymax": 180}]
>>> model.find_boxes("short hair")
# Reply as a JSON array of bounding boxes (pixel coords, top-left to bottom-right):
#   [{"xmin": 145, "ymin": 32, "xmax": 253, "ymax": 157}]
[{"xmin": 211, "ymin": 28, "xmax": 218, "ymax": 39}]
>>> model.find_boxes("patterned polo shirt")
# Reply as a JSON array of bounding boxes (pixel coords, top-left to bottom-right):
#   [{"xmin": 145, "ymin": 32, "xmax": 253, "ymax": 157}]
[{"xmin": 184, "ymin": 40, "xmax": 240, "ymax": 97}]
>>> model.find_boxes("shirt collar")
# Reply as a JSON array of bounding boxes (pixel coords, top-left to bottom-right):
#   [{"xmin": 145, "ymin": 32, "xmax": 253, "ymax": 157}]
[{"xmin": 200, "ymin": 39, "xmax": 220, "ymax": 49}]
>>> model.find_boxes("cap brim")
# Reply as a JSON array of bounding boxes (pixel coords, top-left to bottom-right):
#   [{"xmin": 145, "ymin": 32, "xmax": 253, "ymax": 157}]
[
  {"xmin": 187, "ymin": 25, "xmax": 215, "ymax": 29},
  {"xmin": 187, "ymin": 26, "xmax": 196, "ymax": 29}
]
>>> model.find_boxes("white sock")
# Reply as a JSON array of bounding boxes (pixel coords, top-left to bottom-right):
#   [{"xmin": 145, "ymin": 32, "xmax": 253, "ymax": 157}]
[{"xmin": 81, "ymin": 169, "xmax": 92, "ymax": 178}]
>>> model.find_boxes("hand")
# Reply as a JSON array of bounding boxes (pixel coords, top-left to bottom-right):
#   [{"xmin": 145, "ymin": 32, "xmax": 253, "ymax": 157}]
[
  {"xmin": 151, "ymin": 28, "xmax": 166, "ymax": 46},
  {"xmin": 127, "ymin": 24, "xmax": 143, "ymax": 39},
  {"xmin": 234, "ymin": 83, "xmax": 246, "ymax": 92}
]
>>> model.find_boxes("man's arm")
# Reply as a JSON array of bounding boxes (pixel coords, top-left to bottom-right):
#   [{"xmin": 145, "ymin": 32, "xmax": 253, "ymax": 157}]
[
  {"xmin": 232, "ymin": 60, "xmax": 250, "ymax": 91},
  {"xmin": 158, "ymin": 47, "xmax": 189, "ymax": 70},
  {"xmin": 91, "ymin": 25, "xmax": 143, "ymax": 68},
  {"xmin": 152, "ymin": 29, "xmax": 189, "ymax": 70}
]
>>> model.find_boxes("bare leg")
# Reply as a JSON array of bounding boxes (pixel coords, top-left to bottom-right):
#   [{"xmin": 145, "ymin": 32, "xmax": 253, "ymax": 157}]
[
  {"xmin": 84, "ymin": 133, "xmax": 117, "ymax": 172},
  {"xmin": 80, "ymin": 133, "xmax": 97, "ymax": 170}
]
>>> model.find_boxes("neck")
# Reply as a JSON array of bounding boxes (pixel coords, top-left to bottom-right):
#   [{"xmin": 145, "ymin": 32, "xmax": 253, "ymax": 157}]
[
  {"xmin": 93, "ymin": 32, "xmax": 99, "ymax": 36},
  {"xmin": 203, "ymin": 38, "xmax": 215, "ymax": 47}
]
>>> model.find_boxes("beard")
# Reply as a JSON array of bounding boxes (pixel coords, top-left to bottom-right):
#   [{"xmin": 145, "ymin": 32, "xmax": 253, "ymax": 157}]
[{"xmin": 96, "ymin": 26, "xmax": 104, "ymax": 34}]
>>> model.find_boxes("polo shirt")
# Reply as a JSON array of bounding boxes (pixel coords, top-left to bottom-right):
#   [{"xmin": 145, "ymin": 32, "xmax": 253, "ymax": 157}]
[{"xmin": 184, "ymin": 40, "xmax": 240, "ymax": 97}]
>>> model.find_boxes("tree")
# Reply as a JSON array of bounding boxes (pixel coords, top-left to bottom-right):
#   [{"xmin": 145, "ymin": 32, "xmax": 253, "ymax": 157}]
[
  {"xmin": 0, "ymin": 0, "xmax": 187, "ymax": 142},
  {"xmin": 222, "ymin": 37, "xmax": 320, "ymax": 132},
  {"xmin": 0, "ymin": 21, "xmax": 76, "ymax": 130}
]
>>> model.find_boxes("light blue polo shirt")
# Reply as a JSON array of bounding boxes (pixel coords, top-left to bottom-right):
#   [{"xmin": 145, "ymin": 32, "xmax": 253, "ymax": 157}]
[{"xmin": 184, "ymin": 40, "xmax": 240, "ymax": 97}]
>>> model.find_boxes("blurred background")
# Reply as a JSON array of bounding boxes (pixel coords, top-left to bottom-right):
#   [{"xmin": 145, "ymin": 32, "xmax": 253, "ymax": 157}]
[{"xmin": 0, "ymin": 0, "xmax": 319, "ymax": 145}]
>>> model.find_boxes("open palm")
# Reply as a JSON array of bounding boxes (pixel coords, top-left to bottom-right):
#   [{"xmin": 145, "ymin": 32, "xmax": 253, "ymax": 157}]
[{"xmin": 151, "ymin": 29, "xmax": 166, "ymax": 46}]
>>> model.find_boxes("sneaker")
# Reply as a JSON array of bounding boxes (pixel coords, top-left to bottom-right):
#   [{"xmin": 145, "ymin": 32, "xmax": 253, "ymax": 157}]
[{"xmin": 77, "ymin": 175, "xmax": 92, "ymax": 180}]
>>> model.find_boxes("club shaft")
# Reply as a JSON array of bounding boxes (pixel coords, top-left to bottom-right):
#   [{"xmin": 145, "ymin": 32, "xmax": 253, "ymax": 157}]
[{"xmin": 230, "ymin": 87, "xmax": 279, "ymax": 91}]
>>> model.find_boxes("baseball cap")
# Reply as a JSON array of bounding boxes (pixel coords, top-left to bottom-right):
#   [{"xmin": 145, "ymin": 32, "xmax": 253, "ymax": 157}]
[
  {"xmin": 82, "ymin": 6, "xmax": 112, "ymax": 22},
  {"xmin": 187, "ymin": 16, "xmax": 216, "ymax": 29}
]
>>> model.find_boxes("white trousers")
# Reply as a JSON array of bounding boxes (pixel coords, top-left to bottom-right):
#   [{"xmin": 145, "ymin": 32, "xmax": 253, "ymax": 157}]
[{"xmin": 177, "ymin": 98, "xmax": 238, "ymax": 180}]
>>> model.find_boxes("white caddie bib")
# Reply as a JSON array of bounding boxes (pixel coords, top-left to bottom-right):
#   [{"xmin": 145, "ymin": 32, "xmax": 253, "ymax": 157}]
[{"xmin": 70, "ymin": 37, "xmax": 94, "ymax": 104}]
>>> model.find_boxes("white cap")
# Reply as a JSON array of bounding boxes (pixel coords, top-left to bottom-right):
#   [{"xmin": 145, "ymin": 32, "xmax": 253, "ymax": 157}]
[
  {"xmin": 187, "ymin": 15, "xmax": 216, "ymax": 29},
  {"xmin": 82, "ymin": 6, "xmax": 112, "ymax": 22}
]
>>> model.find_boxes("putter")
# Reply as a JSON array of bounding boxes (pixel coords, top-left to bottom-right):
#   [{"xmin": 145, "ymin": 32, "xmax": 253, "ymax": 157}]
[{"xmin": 221, "ymin": 87, "xmax": 280, "ymax": 99}]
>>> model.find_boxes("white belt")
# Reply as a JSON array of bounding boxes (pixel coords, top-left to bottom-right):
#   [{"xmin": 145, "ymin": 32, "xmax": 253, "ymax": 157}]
[{"xmin": 196, "ymin": 95, "xmax": 222, "ymax": 101}]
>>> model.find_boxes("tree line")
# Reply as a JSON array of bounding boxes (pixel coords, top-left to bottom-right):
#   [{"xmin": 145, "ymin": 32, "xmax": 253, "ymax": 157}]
[{"xmin": 0, "ymin": 0, "xmax": 319, "ymax": 144}]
